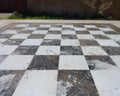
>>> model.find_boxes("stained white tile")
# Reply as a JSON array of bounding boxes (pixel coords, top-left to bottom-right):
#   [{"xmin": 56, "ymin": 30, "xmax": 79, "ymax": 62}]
[
  {"xmin": 91, "ymin": 70, "xmax": 120, "ymax": 96},
  {"xmin": 82, "ymin": 46, "xmax": 108, "ymax": 55},
  {"xmin": 0, "ymin": 45, "xmax": 18, "ymax": 55},
  {"xmin": 45, "ymin": 34, "xmax": 61, "ymax": 39},
  {"xmin": 99, "ymin": 27, "xmax": 114, "ymax": 32},
  {"xmin": 107, "ymin": 35, "xmax": 120, "ymax": 41},
  {"xmin": 10, "ymin": 34, "xmax": 30, "ymax": 39},
  {"xmin": 21, "ymin": 39, "xmax": 43, "ymax": 46},
  {"xmin": 13, "ymin": 70, "xmax": 58, "ymax": 96},
  {"xmin": 39, "ymin": 24, "xmax": 51, "ymax": 28},
  {"xmin": 62, "ymin": 30, "xmax": 76, "ymax": 34},
  {"xmin": 61, "ymin": 39, "xmax": 80, "ymax": 46},
  {"xmin": 36, "ymin": 46, "xmax": 60, "ymax": 55},
  {"xmin": 2, "ymin": 30, "xmax": 17, "ymax": 34},
  {"xmin": 84, "ymin": 25, "xmax": 97, "ymax": 28},
  {"xmin": 96, "ymin": 39, "xmax": 119, "ymax": 47},
  {"xmin": 24, "ymin": 27, "xmax": 37, "ymax": 30},
  {"xmin": 15, "ymin": 24, "xmax": 29, "ymax": 27},
  {"xmin": 74, "ymin": 27, "xmax": 87, "ymax": 31},
  {"xmin": 0, "ymin": 55, "xmax": 33, "ymax": 70},
  {"xmin": 32, "ymin": 30, "xmax": 48, "ymax": 34},
  {"xmin": 77, "ymin": 34, "xmax": 95, "ymax": 39},
  {"xmin": 89, "ymin": 31, "xmax": 105, "ymax": 35},
  {"xmin": 110, "ymin": 56, "xmax": 120, "ymax": 68},
  {"xmin": 59, "ymin": 55, "xmax": 89, "ymax": 70}
]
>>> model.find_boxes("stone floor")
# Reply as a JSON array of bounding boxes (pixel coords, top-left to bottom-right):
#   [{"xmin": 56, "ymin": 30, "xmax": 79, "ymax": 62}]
[{"xmin": 0, "ymin": 22, "xmax": 120, "ymax": 96}]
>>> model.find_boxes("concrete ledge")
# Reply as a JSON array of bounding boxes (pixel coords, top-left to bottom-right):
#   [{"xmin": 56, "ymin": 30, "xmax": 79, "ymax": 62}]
[{"xmin": 0, "ymin": 13, "xmax": 12, "ymax": 19}]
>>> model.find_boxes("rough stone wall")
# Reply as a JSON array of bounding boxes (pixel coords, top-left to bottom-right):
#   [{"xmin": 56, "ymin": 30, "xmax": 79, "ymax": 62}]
[{"xmin": 26, "ymin": 0, "xmax": 120, "ymax": 19}]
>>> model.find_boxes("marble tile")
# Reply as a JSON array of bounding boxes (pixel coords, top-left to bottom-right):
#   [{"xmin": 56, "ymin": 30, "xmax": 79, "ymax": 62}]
[
  {"xmin": 0, "ymin": 45, "xmax": 18, "ymax": 55},
  {"xmin": 102, "ymin": 46, "xmax": 120, "ymax": 55},
  {"xmin": 75, "ymin": 31, "xmax": 90, "ymax": 34},
  {"xmin": 18, "ymin": 30, "xmax": 33, "ymax": 34},
  {"xmin": 13, "ymin": 70, "xmax": 57, "ymax": 96},
  {"xmin": 32, "ymin": 30, "xmax": 48, "ymax": 34},
  {"xmin": 93, "ymin": 35, "xmax": 110, "ymax": 39},
  {"xmin": 3, "ymin": 39, "xmax": 24, "ymax": 45},
  {"xmin": 74, "ymin": 27, "xmax": 87, "ymax": 31},
  {"xmin": 2, "ymin": 30, "xmax": 17, "ymax": 34},
  {"xmin": 15, "ymin": 24, "xmax": 29, "ymax": 27},
  {"xmin": 12, "ymin": 46, "xmax": 38, "ymax": 55},
  {"xmin": 48, "ymin": 31, "xmax": 61, "ymax": 34},
  {"xmin": 41, "ymin": 39, "xmax": 60, "ymax": 46},
  {"xmin": 39, "ymin": 24, "xmax": 51, "ymax": 28},
  {"xmin": 0, "ymin": 39, "xmax": 7, "ymax": 43},
  {"xmin": 0, "ymin": 70, "xmax": 24, "ymax": 96},
  {"xmin": 59, "ymin": 55, "xmax": 89, "ymax": 70},
  {"xmin": 89, "ymin": 31, "xmax": 105, "ymax": 35},
  {"xmin": 62, "ymin": 25, "xmax": 74, "ymax": 28},
  {"xmin": 28, "ymin": 55, "xmax": 59, "ymax": 70},
  {"xmin": 107, "ymin": 35, "xmax": 120, "ymax": 41},
  {"xmin": 99, "ymin": 27, "xmax": 114, "ymax": 32},
  {"xmin": 62, "ymin": 35, "xmax": 77, "ymax": 39},
  {"xmin": 96, "ymin": 39, "xmax": 119, "ymax": 47},
  {"xmin": 23, "ymin": 27, "xmax": 37, "ymax": 30},
  {"xmin": 60, "ymin": 46, "xmax": 83, "ymax": 55},
  {"xmin": 57, "ymin": 70, "xmax": 99, "ymax": 96},
  {"xmin": 36, "ymin": 46, "xmax": 60, "ymax": 55},
  {"xmin": 85, "ymin": 56, "xmax": 117, "ymax": 70},
  {"xmin": 91, "ymin": 70, "xmax": 120, "ymax": 96},
  {"xmin": 61, "ymin": 39, "xmax": 80, "ymax": 46},
  {"xmin": 10, "ymin": 34, "xmax": 30, "ymax": 39},
  {"xmin": 0, "ymin": 55, "xmax": 7, "ymax": 64},
  {"xmin": 62, "ymin": 30, "xmax": 76, "ymax": 34},
  {"xmin": 0, "ymin": 55, "xmax": 33, "ymax": 70},
  {"xmin": 79, "ymin": 39, "xmax": 99, "ymax": 46},
  {"xmin": 110, "ymin": 55, "xmax": 120, "ymax": 68},
  {"xmin": 77, "ymin": 34, "xmax": 95, "ymax": 39},
  {"xmin": 28, "ymin": 34, "xmax": 45, "ymax": 39},
  {"xmin": 84, "ymin": 25, "xmax": 97, "ymax": 28},
  {"xmin": 0, "ymin": 34, "xmax": 13, "ymax": 39},
  {"xmin": 45, "ymin": 34, "xmax": 61, "ymax": 39},
  {"xmin": 21, "ymin": 39, "xmax": 43, "ymax": 46},
  {"xmin": 82, "ymin": 46, "xmax": 108, "ymax": 55},
  {"xmin": 49, "ymin": 27, "xmax": 62, "ymax": 31}
]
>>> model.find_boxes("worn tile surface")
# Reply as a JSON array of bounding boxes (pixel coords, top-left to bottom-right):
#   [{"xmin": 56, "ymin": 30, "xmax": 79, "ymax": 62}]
[{"xmin": 0, "ymin": 23, "xmax": 120, "ymax": 96}]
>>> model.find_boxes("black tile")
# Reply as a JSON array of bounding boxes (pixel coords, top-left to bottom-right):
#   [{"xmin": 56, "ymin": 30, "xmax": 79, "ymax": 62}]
[
  {"xmin": 104, "ymin": 31, "xmax": 118, "ymax": 34},
  {"xmin": 93, "ymin": 35, "xmax": 110, "ymax": 39},
  {"xmin": 62, "ymin": 35, "xmax": 77, "ymax": 39},
  {"xmin": 3, "ymin": 39, "xmax": 24, "ymax": 45},
  {"xmin": 57, "ymin": 70, "xmax": 99, "ymax": 96},
  {"xmin": 60, "ymin": 46, "xmax": 83, "ymax": 55},
  {"xmin": 76, "ymin": 31, "xmax": 90, "ymax": 34},
  {"xmin": 12, "ymin": 46, "xmax": 38, "ymax": 55},
  {"xmin": 80, "ymin": 39, "xmax": 100, "ymax": 46},
  {"xmin": 28, "ymin": 55, "xmax": 59, "ymax": 70},
  {"xmin": 48, "ymin": 31, "xmax": 61, "ymax": 34},
  {"xmin": 102, "ymin": 46, "xmax": 120, "ymax": 55},
  {"xmin": 0, "ymin": 55, "xmax": 8, "ymax": 64},
  {"xmin": 0, "ymin": 34, "xmax": 13, "ymax": 39},
  {"xmin": 85, "ymin": 56, "xmax": 117, "ymax": 70},
  {"xmin": 28, "ymin": 34, "xmax": 45, "ymax": 39},
  {"xmin": 18, "ymin": 30, "xmax": 33, "ymax": 34},
  {"xmin": 0, "ymin": 70, "xmax": 24, "ymax": 96},
  {"xmin": 41, "ymin": 39, "xmax": 60, "ymax": 46}
]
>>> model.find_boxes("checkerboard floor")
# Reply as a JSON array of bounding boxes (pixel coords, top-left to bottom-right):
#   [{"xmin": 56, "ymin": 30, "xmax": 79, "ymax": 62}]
[{"xmin": 0, "ymin": 23, "xmax": 120, "ymax": 96}]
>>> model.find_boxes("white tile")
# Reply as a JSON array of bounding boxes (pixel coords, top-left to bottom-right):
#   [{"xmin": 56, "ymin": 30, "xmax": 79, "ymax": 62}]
[
  {"xmin": 21, "ymin": 39, "xmax": 43, "ymax": 46},
  {"xmin": 91, "ymin": 70, "xmax": 120, "ymax": 96},
  {"xmin": 110, "ymin": 56, "xmax": 120, "ymax": 68},
  {"xmin": 13, "ymin": 70, "xmax": 58, "ymax": 96},
  {"xmin": 24, "ymin": 27, "xmax": 37, "ymax": 30},
  {"xmin": 32, "ymin": 30, "xmax": 48, "ymax": 34},
  {"xmin": 99, "ymin": 27, "xmax": 114, "ymax": 32},
  {"xmin": 82, "ymin": 46, "xmax": 108, "ymax": 55},
  {"xmin": 107, "ymin": 35, "xmax": 120, "ymax": 41},
  {"xmin": 62, "ymin": 30, "xmax": 76, "ymax": 34},
  {"xmin": 61, "ymin": 39, "xmax": 80, "ymax": 46},
  {"xmin": 15, "ymin": 24, "xmax": 29, "ymax": 27},
  {"xmin": 77, "ymin": 34, "xmax": 95, "ymax": 39},
  {"xmin": 62, "ymin": 25, "xmax": 73, "ymax": 28},
  {"xmin": 49, "ymin": 27, "xmax": 62, "ymax": 31},
  {"xmin": 45, "ymin": 34, "xmax": 61, "ymax": 39},
  {"xmin": 2, "ymin": 30, "xmax": 17, "ymax": 34},
  {"xmin": 96, "ymin": 39, "xmax": 119, "ymax": 47},
  {"xmin": 0, "ymin": 39, "xmax": 7, "ymax": 43},
  {"xmin": 0, "ymin": 55, "xmax": 33, "ymax": 70},
  {"xmin": 39, "ymin": 24, "xmax": 51, "ymax": 28},
  {"xmin": 74, "ymin": 27, "xmax": 87, "ymax": 31},
  {"xmin": 0, "ymin": 45, "xmax": 18, "ymax": 55},
  {"xmin": 10, "ymin": 34, "xmax": 30, "ymax": 39},
  {"xmin": 89, "ymin": 31, "xmax": 105, "ymax": 35},
  {"xmin": 36, "ymin": 46, "xmax": 60, "ymax": 55},
  {"xmin": 84, "ymin": 25, "xmax": 97, "ymax": 28},
  {"xmin": 59, "ymin": 55, "xmax": 89, "ymax": 70}
]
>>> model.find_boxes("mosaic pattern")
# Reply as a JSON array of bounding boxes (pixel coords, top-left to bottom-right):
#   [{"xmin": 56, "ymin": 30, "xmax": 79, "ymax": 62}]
[{"xmin": 0, "ymin": 23, "xmax": 120, "ymax": 96}]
